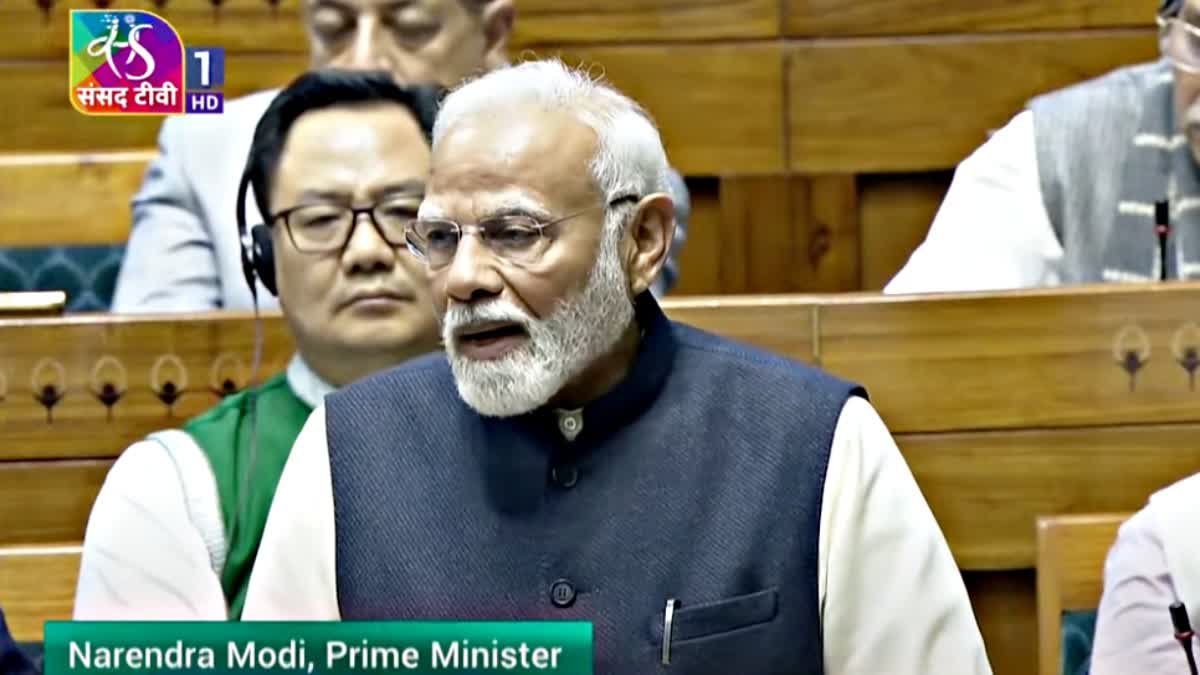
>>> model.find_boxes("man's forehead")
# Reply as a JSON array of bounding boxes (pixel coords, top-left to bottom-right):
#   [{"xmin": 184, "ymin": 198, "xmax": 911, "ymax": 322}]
[{"xmin": 427, "ymin": 107, "xmax": 599, "ymax": 207}]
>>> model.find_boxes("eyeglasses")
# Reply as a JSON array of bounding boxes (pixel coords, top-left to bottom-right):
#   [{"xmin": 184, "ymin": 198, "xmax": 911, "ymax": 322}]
[
  {"xmin": 1159, "ymin": 15, "xmax": 1200, "ymax": 74},
  {"xmin": 270, "ymin": 196, "xmax": 421, "ymax": 254},
  {"xmin": 405, "ymin": 194, "xmax": 640, "ymax": 269}
]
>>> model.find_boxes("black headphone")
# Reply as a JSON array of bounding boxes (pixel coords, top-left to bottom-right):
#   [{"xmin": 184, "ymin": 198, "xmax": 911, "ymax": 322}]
[{"xmin": 235, "ymin": 170, "xmax": 277, "ymax": 299}]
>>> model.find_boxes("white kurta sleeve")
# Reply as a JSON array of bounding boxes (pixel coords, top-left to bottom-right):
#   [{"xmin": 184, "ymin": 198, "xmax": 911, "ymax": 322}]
[
  {"xmin": 818, "ymin": 397, "xmax": 992, "ymax": 674},
  {"xmin": 241, "ymin": 405, "xmax": 340, "ymax": 620},
  {"xmin": 884, "ymin": 110, "xmax": 1065, "ymax": 294},
  {"xmin": 74, "ymin": 439, "xmax": 227, "ymax": 619}
]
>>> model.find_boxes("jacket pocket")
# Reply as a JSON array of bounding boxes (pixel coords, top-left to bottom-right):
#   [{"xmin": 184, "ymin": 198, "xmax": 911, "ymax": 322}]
[{"xmin": 656, "ymin": 588, "xmax": 779, "ymax": 644}]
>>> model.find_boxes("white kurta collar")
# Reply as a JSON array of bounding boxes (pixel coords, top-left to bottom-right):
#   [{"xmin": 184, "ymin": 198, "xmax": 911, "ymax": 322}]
[{"xmin": 285, "ymin": 354, "xmax": 336, "ymax": 409}]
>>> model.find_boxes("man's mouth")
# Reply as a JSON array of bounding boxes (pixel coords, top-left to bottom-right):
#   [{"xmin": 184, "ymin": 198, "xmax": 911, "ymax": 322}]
[{"xmin": 454, "ymin": 322, "xmax": 530, "ymax": 360}]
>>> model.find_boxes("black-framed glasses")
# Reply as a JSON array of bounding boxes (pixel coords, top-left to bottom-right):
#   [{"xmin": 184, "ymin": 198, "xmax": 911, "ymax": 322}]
[
  {"xmin": 405, "ymin": 194, "xmax": 640, "ymax": 269},
  {"xmin": 270, "ymin": 196, "xmax": 421, "ymax": 253},
  {"xmin": 1159, "ymin": 15, "xmax": 1200, "ymax": 74}
]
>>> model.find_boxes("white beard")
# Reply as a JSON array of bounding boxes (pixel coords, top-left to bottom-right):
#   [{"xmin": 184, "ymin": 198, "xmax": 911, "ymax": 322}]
[{"xmin": 441, "ymin": 226, "xmax": 635, "ymax": 417}]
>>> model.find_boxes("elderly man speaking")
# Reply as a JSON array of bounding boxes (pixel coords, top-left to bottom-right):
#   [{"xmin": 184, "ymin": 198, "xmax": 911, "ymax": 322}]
[{"xmin": 243, "ymin": 59, "xmax": 992, "ymax": 674}]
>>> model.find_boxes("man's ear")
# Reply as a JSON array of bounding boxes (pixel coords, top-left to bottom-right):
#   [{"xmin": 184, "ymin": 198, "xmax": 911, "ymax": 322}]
[
  {"xmin": 624, "ymin": 193, "xmax": 675, "ymax": 297},
  {"xmin": 480, "ymin": 0, "xmax": 515, "ymax": 69}
]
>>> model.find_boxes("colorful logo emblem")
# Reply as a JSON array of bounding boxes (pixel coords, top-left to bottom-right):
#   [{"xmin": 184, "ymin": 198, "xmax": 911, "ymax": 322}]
[{"xmin": 69, "ymin": 10, "xmax": 185, "ymax": 115}]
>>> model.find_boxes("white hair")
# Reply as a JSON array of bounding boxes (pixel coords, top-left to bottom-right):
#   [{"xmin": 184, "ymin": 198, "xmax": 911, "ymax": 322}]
[{"xmin": 432, "ymin": 58, "xmax": 672, "ymax": 220}]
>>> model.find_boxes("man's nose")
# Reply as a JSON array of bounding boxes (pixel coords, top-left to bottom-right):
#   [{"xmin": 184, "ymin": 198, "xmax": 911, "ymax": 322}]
[
  {"xmin": 442, "ymin": 234, "xmax": 504, "ymax": 303},
  {"xmin": 341, "ymin": 214, "xmax": 396, "ymax": 275},
  {"xmin": 343, "ymin": 19, "xmax": 394, "ymax": 73}
]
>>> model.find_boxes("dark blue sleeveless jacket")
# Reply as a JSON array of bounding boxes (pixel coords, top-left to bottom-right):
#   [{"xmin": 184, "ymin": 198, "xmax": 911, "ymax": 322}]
[{"xmin": 326, "ymin": 295, "xmax": 865, "ymax": 674}]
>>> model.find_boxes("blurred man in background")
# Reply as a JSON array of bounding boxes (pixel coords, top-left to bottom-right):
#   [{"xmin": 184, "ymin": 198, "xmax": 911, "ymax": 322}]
[{"xmin": 887, "ymin": 0, "xmax": 1200, "ymax": 294}]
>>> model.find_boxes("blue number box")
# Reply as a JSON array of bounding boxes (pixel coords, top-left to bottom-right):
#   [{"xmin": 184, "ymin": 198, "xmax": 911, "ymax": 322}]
[{"xmin": 185, "ymin": 47, "xmax": 225, "ymax": 91}]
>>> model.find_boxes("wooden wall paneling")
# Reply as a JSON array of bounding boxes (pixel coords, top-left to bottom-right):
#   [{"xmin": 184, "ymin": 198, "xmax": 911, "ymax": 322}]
[
  {"xmin": 671, "ymin": 177, "xmax": 723, "ymax": 296},
  {"xmin": 0, "ymin": 0, "xmax": 780, "ymax": 60},
  {"xmin": 7, "ymin": 45, "xmax": 783, "ymax": 176},
  {"xmin": 801, "ymin": 174, "xmax": 860, "ymax": 291},
  {"xmin": 857, "ymin": 171, "xmax": 951, "ymax": 289},
  {"xmin": 513, "ymin": 0, "xmax": 780, "ymax": 43},
  {"xmin": 819, "ymin": 284, "xmax": 1200, "ymax": 433},
  {"xmin": 715, "ymin": 176, "xmax": 797, "ymax": 293},
  {"xmin": 965, "ymin": 569, "xmax": 1037, "ymax": 675},
  {"xmin": 0, "ymin": 152, "xmax": 153, "ymax": 247},
  {"xmin": 541, "ymin": 44, "xmax": 787, "ymax": 175},
  {"xmin": 4, "ymin": 53, "xmax": 306, "ymax": 152},
  {"xmin": 787, "ymin": 30, "xmax": 1160, "ymax": 173},
  {"xmin": 784, "ymin": 0, "xmax": 1153, "ymax": 37}
]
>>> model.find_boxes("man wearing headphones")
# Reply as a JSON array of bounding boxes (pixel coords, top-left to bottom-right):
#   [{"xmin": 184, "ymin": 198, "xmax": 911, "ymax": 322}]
[
  {"xmin": 110, "ymin": 0, "xmax": 690, "ymax": 312},
  {"xmin": 73, "ymin": 70, "xmax": 441, "ymax": 620}
]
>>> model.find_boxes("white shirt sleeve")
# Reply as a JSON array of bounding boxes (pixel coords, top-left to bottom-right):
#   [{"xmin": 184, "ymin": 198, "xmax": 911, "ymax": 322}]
[
  {"xmin": 73, "ymin": 439, "xmax": 228, "ymax": 620},
  {"xmin": 241, "ymin": 405, "xmax": 340, "ymax": 620},
  {"xmin": 819, "ymin": 397, "xmax": 993, "ymax": 674},
  {"xmin": 884, "ymin": 110, "xmax": 1065, "ymax": 295}
]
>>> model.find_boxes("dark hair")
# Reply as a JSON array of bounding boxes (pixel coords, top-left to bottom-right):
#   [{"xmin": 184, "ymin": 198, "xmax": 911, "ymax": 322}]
[
  {"xmin": 240, "ymin": 69, "xmax": 444, "ymax": 226},
  {"xmin": 1163, "ymin": 0, "xmax": 1184, "ymax": 17}
]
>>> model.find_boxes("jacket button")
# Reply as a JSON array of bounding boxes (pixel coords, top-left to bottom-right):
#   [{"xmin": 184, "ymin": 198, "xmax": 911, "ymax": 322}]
[
  {"xmin": 551, "ymin": 464, "xmax": 579, "ymax": 488},
  {"xmin": 550, "ymin": 579, "xmax": 576, "ymax": 608}
]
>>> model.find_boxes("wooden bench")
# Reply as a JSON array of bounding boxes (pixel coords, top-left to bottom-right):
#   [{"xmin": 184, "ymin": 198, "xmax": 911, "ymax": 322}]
[
  {"xmin": 4, "ymin": 283, "xmax": 1200, "ymax": 672},
  {"xmin": 1036, "ymin": 513, "xmax": 1130, "ymax": 675}
]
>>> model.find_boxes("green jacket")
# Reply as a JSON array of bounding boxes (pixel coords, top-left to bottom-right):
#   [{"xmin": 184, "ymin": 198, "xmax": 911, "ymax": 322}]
[{"xmin": 183, "ymin": 371, "xmax": 314, "ymax": 619}]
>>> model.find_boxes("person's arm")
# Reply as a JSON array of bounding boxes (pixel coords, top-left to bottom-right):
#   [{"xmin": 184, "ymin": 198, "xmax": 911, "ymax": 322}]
[
  {"xmin": 240, "ymin": 406, "xmax": 340, "ymax": 620},
  {"xmin": 651, "ymin": 169, "xmax": 690, "ymax": 297},
  {"xmin": 819, "ymin": 396, "xmax": 992, "ymax": 674},
  {"xmin": 1089, "ymin": 507, "xmax": 1188, "ymax": 675},
  {"xmin": 884, "ymin": 110, "xmax": 1064, "ymax": 295},
  {"xmin": 110, "ymin": 117, "xmax": 222, "ymax": 313},
  {"xmin": 73, "ymin": 439, "xmax": 228, "ymax": 619}
]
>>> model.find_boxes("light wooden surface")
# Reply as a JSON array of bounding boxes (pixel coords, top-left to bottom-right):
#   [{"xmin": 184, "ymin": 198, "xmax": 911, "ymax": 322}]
[
  {"xmin": 820, "ymin": 283, "xmax": 1200, "ymax": 433},
  {"xmin": 0, "ymin": 544, "xmax": 81, "ymax": 642},
  {"xmin": 0, "ymin": 153, "xmax": 151, "ymax": 248},
  {"xmin": 0, "ymin": 461, "xmax": 110, "ymax": 545},
  {"xmin": 903, "ymin": 425, "xmax": 1196, "ymax": 570},
  {"xmin": 0, "ymin": 292, "xmax": 66, "ymax": 316},
  {"xmin": 787, "ymin": 29, "xmax": 1159, "ymax": 173},
  {"xmin": 857, "ymin": 172, "xmax": 950, "ymax": 289},
  {"xmin": 1035, "ymin": 513, "xmax": 1130, "ymax": 675},
  {"xmin": 784, "ymin": 0, "xmax": 1152, "ymax": 36}
]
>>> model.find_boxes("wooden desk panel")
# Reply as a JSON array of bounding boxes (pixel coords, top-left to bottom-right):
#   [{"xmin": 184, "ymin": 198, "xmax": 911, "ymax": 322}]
[
  {"xmin": 821, "ymin": 284, "xmax": 1200, "ymax": 433},
  {"xmin": 901, "ymin": 423, "xmax": 1200, "ymax": 570},
  {"xmin": 0, "ymin": 462, "xmax": 109, "ymax": 545},
  {"xmin": 0, "ymin": 544, "xmax": 81, "ymax": 642}
]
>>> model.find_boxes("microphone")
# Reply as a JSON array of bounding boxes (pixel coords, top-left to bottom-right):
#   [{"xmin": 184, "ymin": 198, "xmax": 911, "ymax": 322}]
[
  {"xmin": 1157, "ymin": 200, "xmax": 1171, "ymax": 282},
  {"xmin": 1171, "ymin": 601, "xmax": 1199, "ymax": 675}
]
